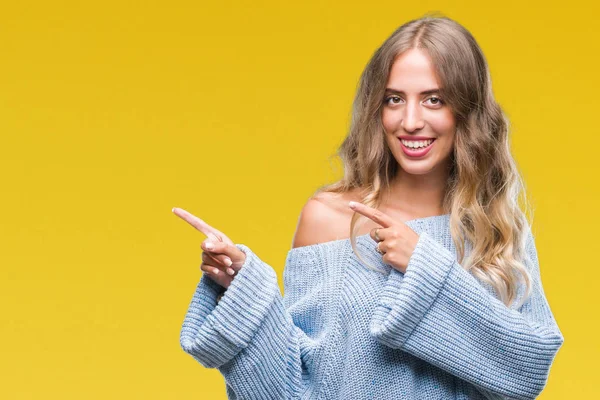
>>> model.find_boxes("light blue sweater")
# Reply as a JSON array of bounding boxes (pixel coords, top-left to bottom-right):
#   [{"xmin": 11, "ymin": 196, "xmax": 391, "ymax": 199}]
[{"xmin": 180, "ymin": 214, "xmax": 564, "ymax": 399}]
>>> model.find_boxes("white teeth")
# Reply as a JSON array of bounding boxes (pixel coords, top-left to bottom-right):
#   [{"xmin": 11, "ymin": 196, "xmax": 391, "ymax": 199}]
[{"xmin": 400, "ymin": 139, "xmax": 434, "ymax": 149}]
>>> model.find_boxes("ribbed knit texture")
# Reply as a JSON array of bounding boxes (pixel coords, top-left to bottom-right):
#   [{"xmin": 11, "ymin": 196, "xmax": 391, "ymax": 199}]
[{"xmin": 180, "ymin": 214, "xmax": 564, "ymax": 399}]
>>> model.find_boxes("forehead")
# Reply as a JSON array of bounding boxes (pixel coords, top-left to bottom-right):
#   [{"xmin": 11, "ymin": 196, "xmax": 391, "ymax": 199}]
[{"xmin": 386, "ymin": 48, "xmax": 441, "ymax": 90}]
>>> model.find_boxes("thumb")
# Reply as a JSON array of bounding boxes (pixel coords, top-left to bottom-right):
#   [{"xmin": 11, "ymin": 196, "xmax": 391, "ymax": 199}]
[
  {"xmin": 202, "ymin": 240, "xmax": 246, "ymax": 272},
  {"xmin": 207, "ymin": 232, "xmax": 220, "ymax": 241}
]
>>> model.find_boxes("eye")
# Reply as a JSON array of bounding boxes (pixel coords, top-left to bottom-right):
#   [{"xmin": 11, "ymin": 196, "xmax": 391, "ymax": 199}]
[
  {"xmin": 425, "ymin": 96, "xmax": 444, "ymax": 106},
  {"xmin": 384, "ymin": 95, "xmax": 402, "ymax": 105}
]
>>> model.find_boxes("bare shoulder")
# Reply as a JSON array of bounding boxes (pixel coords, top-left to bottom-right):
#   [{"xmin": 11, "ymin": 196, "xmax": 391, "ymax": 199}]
[{"xmin": 291, "ymin": 190, "xmax": 357, "ymax": 249}]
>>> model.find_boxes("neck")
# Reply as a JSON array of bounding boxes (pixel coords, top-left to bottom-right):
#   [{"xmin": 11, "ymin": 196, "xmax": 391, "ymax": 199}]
[{"xmin": 382, "ymin": 168, "xmax": 449, "ymax": 216}]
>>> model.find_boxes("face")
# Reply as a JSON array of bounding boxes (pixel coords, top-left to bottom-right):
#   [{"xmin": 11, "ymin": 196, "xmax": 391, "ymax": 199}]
[{"xmin": 381, "ymin": 48, "xmax": 456, "ymax": 178}]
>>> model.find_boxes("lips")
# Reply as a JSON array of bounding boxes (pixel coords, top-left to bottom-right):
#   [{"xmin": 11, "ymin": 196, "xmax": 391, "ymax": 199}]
[
  {"xmin": 399, "ymin": 138, "xmax": 435, "ymax": 158},
  {"xmin": 398, "ymin": 136, "xmax": 436, "ymax": 141}
]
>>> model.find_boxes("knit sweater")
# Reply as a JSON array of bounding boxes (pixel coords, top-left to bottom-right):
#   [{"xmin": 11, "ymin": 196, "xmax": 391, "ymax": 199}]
[{"xmin": 180, "ymin": 214, "xmax": 564, "ymax": 400}]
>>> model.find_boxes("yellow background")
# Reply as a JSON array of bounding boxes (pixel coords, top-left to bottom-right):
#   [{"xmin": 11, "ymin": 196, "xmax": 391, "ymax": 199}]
[{"xmin": 1, "ymin": 1, "xmax": 596, "ymax": 398}]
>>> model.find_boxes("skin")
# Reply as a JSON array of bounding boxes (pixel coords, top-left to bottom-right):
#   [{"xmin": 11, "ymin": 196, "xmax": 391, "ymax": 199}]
[
  {"xmin": 172, "ymin": 207, "xmax": 244, "ymax": 289},
  {"xmin": 349, "ymin": 201, "xmax": 419, "ymax": 274},
  {"xmin": 173, "ymin": 48, "xmax": 458, "ymax": 287},
  {"xmin": 381, "ymin": 48, "xmax": 456, "ymax": 217},
  {"xmin": 173, "ymin": 202, "xmax": 421, "ymax": 289}
]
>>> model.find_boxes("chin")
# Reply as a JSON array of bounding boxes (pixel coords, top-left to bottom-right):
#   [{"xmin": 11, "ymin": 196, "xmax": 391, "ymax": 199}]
[{"xmin": 399, "ymin": 165, "xmax": 435, "ymax": 175}]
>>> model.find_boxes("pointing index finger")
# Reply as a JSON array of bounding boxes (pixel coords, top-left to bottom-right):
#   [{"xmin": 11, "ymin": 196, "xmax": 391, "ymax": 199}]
[
  {"xmin": 172, "ymin": 207, "xmax": 226, "ymax": 243},
  {"xmin": 348, "ymin": 201, "xmax": 393, "ymax": 228}
]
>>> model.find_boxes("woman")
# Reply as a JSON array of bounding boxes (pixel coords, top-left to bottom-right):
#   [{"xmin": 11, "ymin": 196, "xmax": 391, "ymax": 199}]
[{"xmin": 174, "ymin": 15, "xmax": 564, "ymax": 399}]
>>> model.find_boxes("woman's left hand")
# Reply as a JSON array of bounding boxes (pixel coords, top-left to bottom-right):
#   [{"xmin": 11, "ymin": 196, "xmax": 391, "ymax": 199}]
[{"xmin": 349, "ymin": 201, "xmax": 420, "ymax": 274}]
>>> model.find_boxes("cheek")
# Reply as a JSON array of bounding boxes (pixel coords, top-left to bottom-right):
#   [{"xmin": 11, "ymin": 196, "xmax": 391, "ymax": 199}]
[
  {"xmin": 429, "ymin": 111, "xmax": 456, "ymax": 135},
  {"xmin": 381, "ymin": 109, "xmax": 400, "ymax": 132},
  {"xmin": 430, "ymin": 112, "xmax": 456, "ymax": 155}
]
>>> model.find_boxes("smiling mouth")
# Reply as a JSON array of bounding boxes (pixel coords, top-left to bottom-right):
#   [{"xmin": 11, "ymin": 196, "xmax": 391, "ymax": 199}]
[
  {"xmin": 398, "ymin": 138, "xmax": 435, "ymax": 157},
  {"xmin": 398, "ymin": 138, "xmax": 436, "ymax": 149}
]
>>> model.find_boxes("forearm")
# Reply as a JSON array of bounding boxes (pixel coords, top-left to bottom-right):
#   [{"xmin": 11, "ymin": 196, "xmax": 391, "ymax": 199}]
[
  {"xmin": 370, "ymin": 231, "xmax": 564, "ymax": 399},
  {"xmin": 180, "ymin": 244, "xmax": 310, "ymax": 399}
]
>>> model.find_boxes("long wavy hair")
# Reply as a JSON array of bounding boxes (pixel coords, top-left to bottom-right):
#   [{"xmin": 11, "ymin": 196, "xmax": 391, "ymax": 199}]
[{"xmin": 315, "ymin": 14, "xmax": 535, "ymax": 309}]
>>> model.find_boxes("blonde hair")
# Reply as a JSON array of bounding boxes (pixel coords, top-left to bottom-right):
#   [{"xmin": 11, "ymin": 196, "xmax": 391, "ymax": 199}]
[{"xmin": 315, "ymin": 13, "xmax": 534, "ymax": 309}]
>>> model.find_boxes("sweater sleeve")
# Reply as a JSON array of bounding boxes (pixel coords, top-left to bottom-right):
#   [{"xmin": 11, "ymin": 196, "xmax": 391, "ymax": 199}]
[
  {"xmin": 179, "ymin": 243, "xmax": 316, "ymax": 400},
  {"xmin": 369, "ymin": 227, "xmax": 564, "ymax": 400}
]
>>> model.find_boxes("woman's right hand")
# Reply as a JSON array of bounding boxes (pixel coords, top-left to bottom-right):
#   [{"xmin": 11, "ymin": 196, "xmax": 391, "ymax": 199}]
[{"xmin": 173, "ymin": 207, "xmax": 246, "ymax": 289}]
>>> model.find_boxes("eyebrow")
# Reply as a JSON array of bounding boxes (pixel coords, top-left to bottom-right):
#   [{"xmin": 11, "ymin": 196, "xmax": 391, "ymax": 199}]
[{"xmin": 384, "ymin": 88, "xmax": 441, "ymax": 95}]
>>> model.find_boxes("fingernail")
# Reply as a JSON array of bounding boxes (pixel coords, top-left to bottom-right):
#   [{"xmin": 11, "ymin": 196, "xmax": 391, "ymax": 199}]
[
  {"xmin": 172, "ymin": 207, "xmax": 175, "ymax": 213},
  {"xmin": 227, "ymin": 268, "xmax": 235, "ymax": 276},
  {"xmin": 205, "ymin": 242, "xmax": 214, "ymax": 250},
  {"xmin": 224, "ymin": 258, "xmax": 232, "ymax": 267},
  {"xmin": 213, "ymin": 268, "xmax": 220, "ymax": 275},
  {"xmin": 349, "ymin": 201, "xmax": 357, "ymax": 208}
]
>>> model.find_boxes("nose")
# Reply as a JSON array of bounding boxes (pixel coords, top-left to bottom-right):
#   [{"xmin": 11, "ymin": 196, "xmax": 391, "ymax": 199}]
[{"xmin": 400, "ymin": 101, "xmax": 425, "ymax": 132}]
